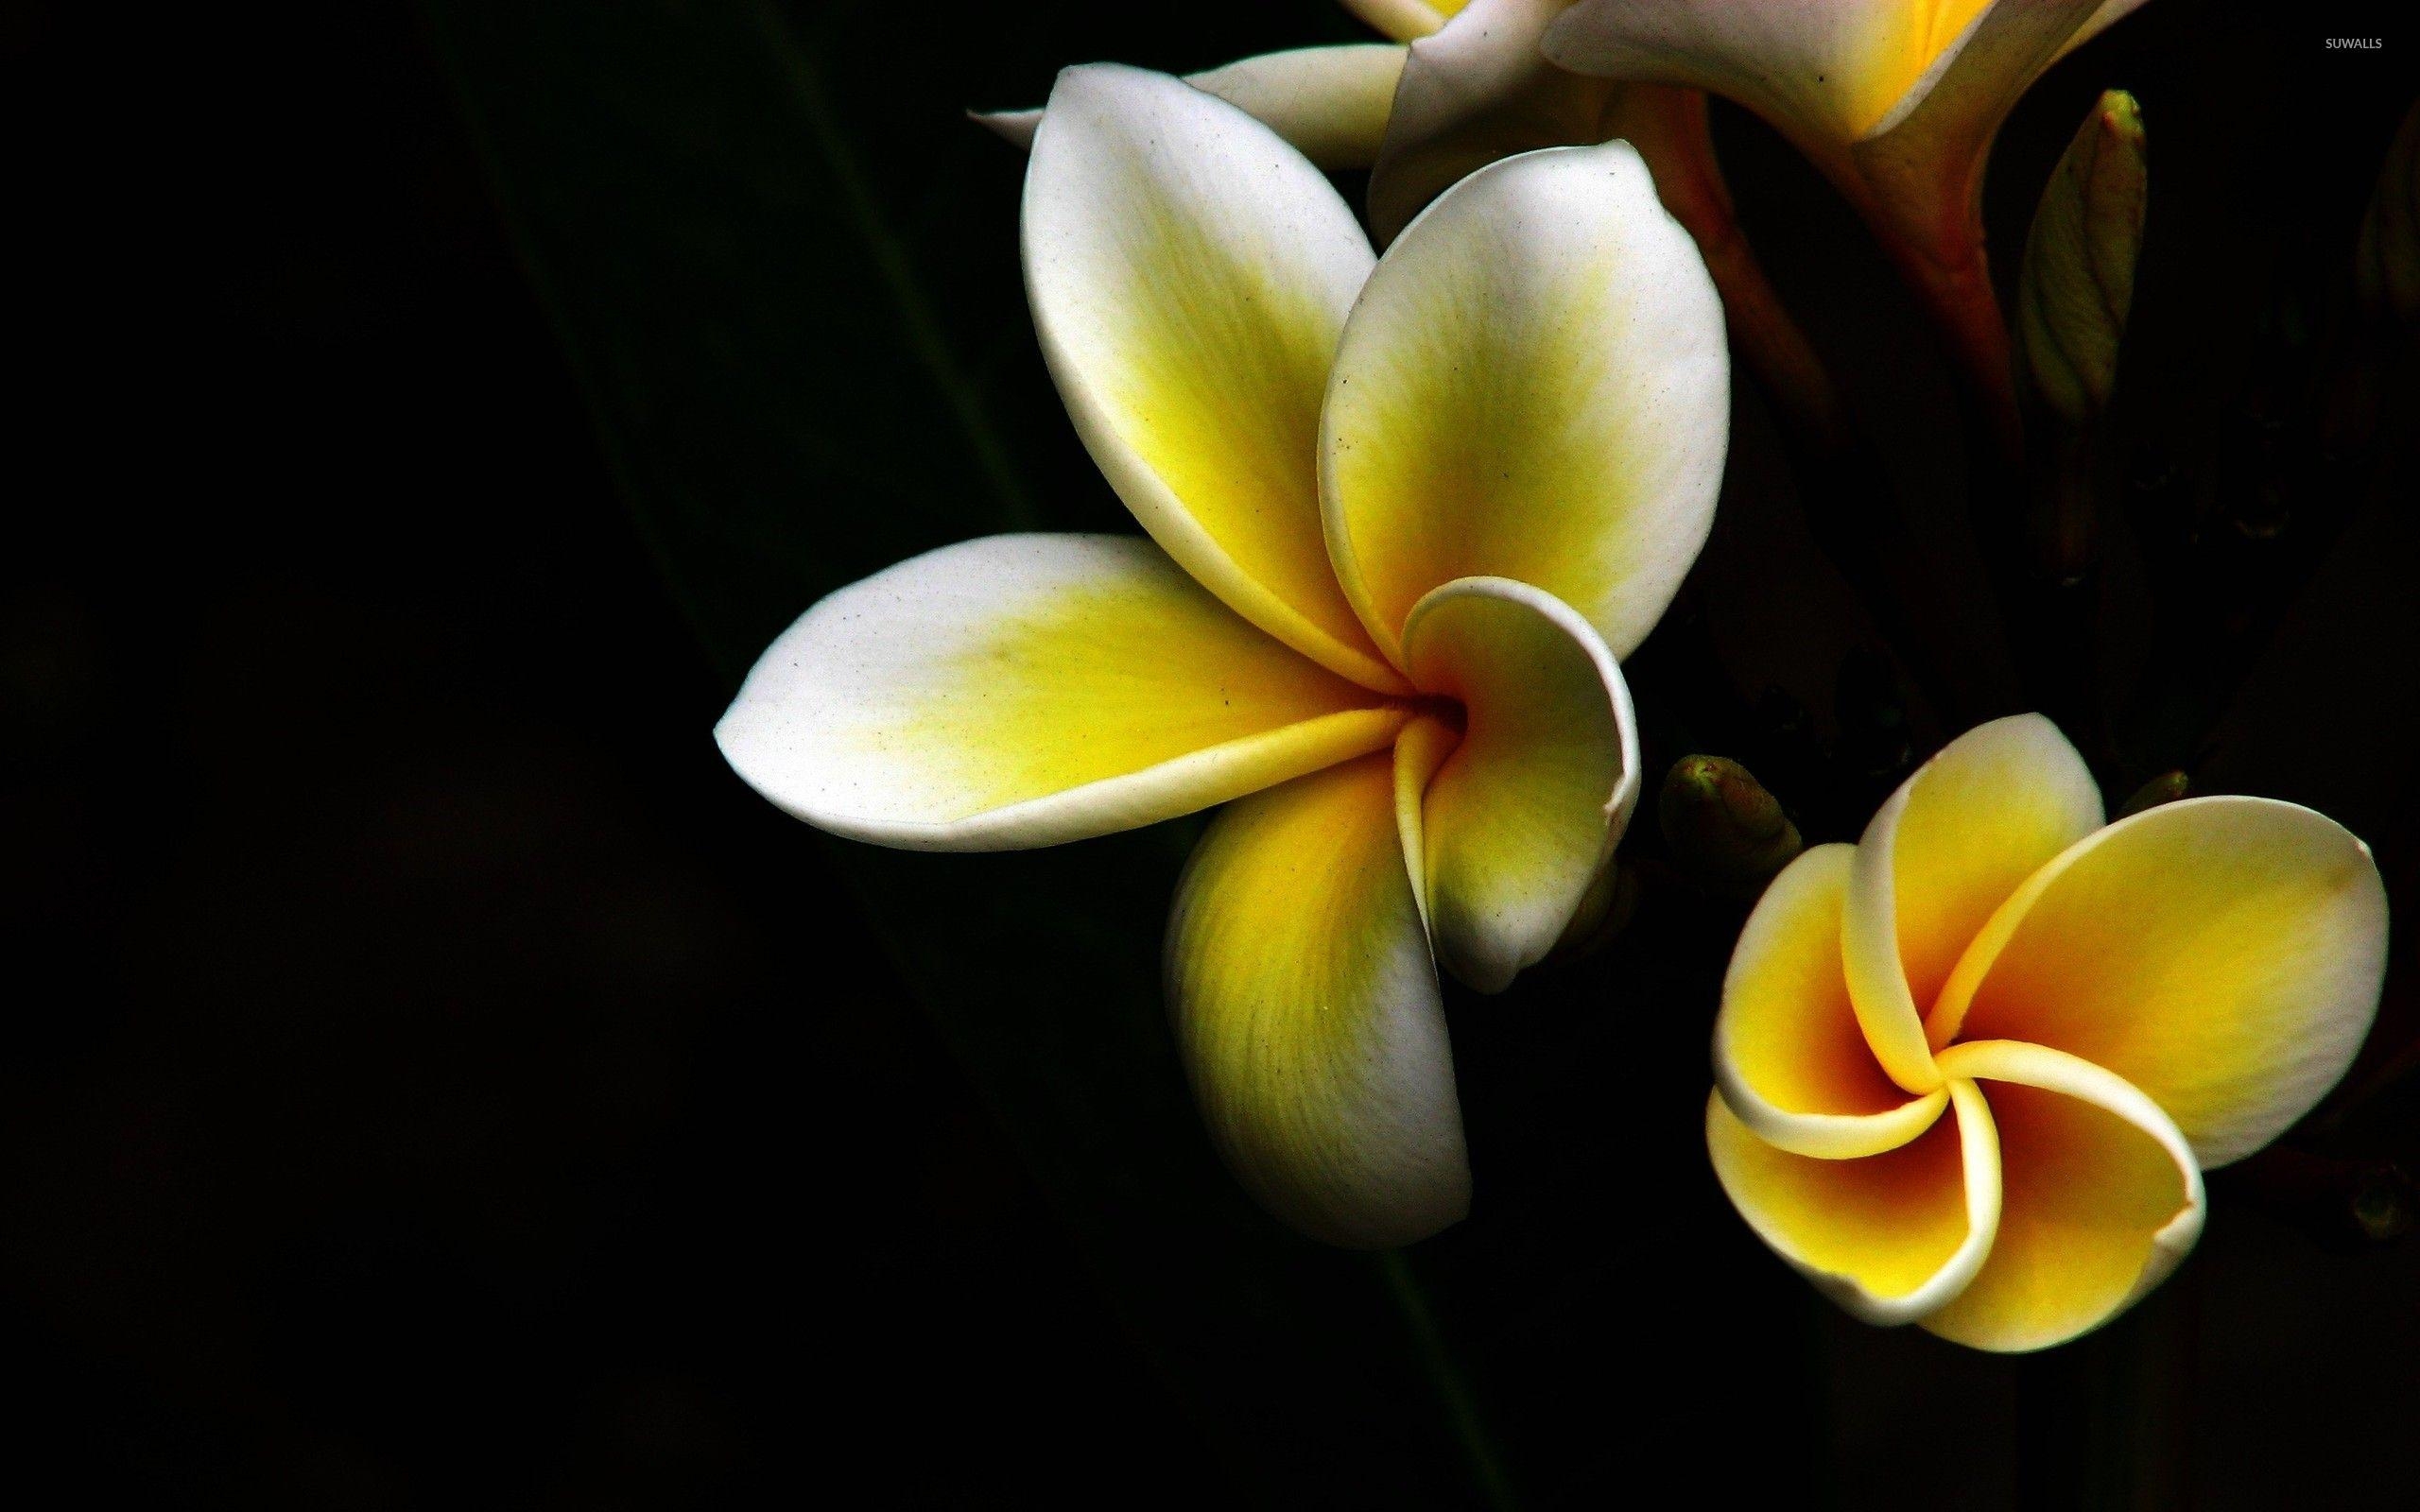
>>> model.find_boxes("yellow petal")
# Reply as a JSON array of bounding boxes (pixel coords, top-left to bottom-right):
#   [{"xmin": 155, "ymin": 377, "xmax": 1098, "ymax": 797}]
[
  {"xmin": 977, "ymin": 45, "xmax": 1409, "ymax": 172},
  {"xmin": 1714, "ymin": 844, "xmax": 1950, "ymax": 1159},
  {"xmin": 1322, "ymin": 138, "xmax": 1728, "ymax": 662},
  {"xmin": 1707, "ymin": 1079, "xmax": 2001, "ymax": 1325},
  {"xmin": 1025, "ymin": 65, "xmax": 1405, "ymax": 692},
  {"xmin": 1400, "ymin": 577, "xmax": 1638, "ymax": 992},
  {"xmin": 1168, "ymin": 751, "xmax": 1469, "ymax": 1247},
  {"xmin": 1925, "ymin": 1040, "xmax": 2204, "ymax": 1352},
  {"xmin": 1841, "ymin": 714, "xmax": 2102, "ymax": 1091},
  {"xmin": 716, "ymin": 536, "xmax": 1409, "ymax": 850},
  {"xmin": 1937, "ymin": 797, "xmax": 2389, "ymax": 1167},
  {"xmin": 1342, "ymin": 0, "xmax": 1468, "ymax": 44}
]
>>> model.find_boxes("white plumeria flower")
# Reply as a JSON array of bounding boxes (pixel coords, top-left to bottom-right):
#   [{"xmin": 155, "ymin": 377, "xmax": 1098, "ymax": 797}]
[
  {"xmin": 1707, "ymin": 715, "xmax": 2387, "ymax": 1349},
  {"xmin": 1545, "ymin": 0, "xmax": 2152, "ymax": 422},
  {"xmin": 719, "ymin": 65, "xmax": 1729, "ymax": 1246}
]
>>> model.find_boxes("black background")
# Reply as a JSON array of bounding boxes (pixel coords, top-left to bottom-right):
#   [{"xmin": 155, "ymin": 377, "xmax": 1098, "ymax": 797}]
[{"xmin": 8, "ymin": 2, "xmax": 2417, "ymax": 1506}]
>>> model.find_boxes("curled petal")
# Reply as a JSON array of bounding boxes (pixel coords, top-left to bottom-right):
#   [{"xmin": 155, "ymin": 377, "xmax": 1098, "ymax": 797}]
[
  {"xmin": 1715, "ymin": 845, "xmax": 1950, "ymax": 1159},
  {"xmin": 1400, "ymin": 577, "xmax": 1638, "ymax": 993},
  {"xmin": 1708, "ymin": 1079, "xmax": 2001, "ymax": 1326},
  {"xmin": 1937, "ymin": 797, "xmax": 2390, "ymax": 1167},
  {"xmin": 716, "ymin": 536, "xmax": 1409, "ymax": 850},
  {"xmin": 1841, "ymin": 714, "xmax": 2103, "ymax": 1091},
  {"xmin": 1392, "ymin": 712, "xmax": 1462, "ymax": 936},
  {"xmin": 1167, "ymin": 752, "xmax": 1469, "ymax": 1247},
  {"xmin": 1322, "ymin": 138, "xmax": 1728, "ymax": 662},
  {"xmin": 977, "ymin": 45, "xmax": 1409, "ymax": 171},
  {"xmin": 1926, "ymin": 1040, "xmax": 2204, "ymax": 1352},
  {"xmin": 1026, "ymin": 64, "xmax": 1404, "ymax": 692}
]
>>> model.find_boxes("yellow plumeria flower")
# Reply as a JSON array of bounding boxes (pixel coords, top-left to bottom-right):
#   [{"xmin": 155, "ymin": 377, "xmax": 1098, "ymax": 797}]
[
  {"xmin": 1708, "ymin": 715, "xmax": 2387, "ymax": 1350},
  {"xmin": 1544, "ymin": 0, "xmax": 2152, "ymax": 423},
  {"xmin": 718, "ymin": 65, "xmax": 1730, "ymax": 1246}
]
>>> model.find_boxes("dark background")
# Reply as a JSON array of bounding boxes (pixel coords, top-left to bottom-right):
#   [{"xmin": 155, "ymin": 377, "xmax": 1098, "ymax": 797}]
[{"xmin": 7, "ymin": 1, "xmax": 2416, "ymax": 1506}]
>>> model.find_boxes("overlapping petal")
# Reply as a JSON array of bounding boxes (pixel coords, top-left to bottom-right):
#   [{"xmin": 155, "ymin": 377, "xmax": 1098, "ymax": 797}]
[
  {"xmin": 1714, "ymin": 844, "xmax": 1950, "ymax": 1158},
  {"xmin": 1925, "ymin": 1040, "xmax": 2203, "ymax": 1350},
  {"xmin": 1399, "ymin": 576, "xmax": 1638, "ymax": 992},
  {"xmin": 1344, "ymin": 0, "xmax": 1470, "ymax": 44},
  {"xmin": 1707, "ymin": 1079, "xmax": 2000, "ymax": 1324},
  {"xmin": 1321, "ymin": 137, "xmax": 1728, "ymax": 664},
  {"xmin": 715, "ymin": 535, "xmax": 1410, "ymax": 850},
  {"xmin": 1937, "ymin": 797, "xmax": 2390, "ymax": 1166},
  {"xmin": 1368, "ymin": 0, "xmax": 1618, "ymax": 244},
  {"xmin": 1542, "ymin": 0, "xmax": 2111, "ymax": 149},
  {"xmin": 1167, "ymin": 751, "xmax": 1470, "ymax": 1247},
  {"xmin": 1848, "ymin": 0, "xmax": 2111, "ymax": 237},
  {"xmin": 1542, "ymin": 0, "xmax": 1990, "ymax": 146},
  {"xmin": 1841, "ymin": 713, "xmax": 2103, "ymax": 1089},
  {"xmin": 1025, "ymin": 63, "xmax": 1405, "ymax": 692},
  {"xmin": 978, "ymin": 45, "xmax": 1409, "ymax": 171}
]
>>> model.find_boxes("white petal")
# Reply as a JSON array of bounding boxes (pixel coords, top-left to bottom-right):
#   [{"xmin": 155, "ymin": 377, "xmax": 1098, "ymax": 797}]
[
  {"xmin": 1322, "ymin": 138, "xmax": 1728, "ymax": 662},
  {"xmin": 1544, "ymin": 0, "xmax": 1960, "ymax": 145},
  {"xmin": 1025, "ymin": 64, "xmax": 1402, "ymax": 691},
  {"xmin": 716, "ymin": 535, "xmax": 1409, "ymax": 850},
  {"xmin": 1367, "ymin": 0, "xmax": 1625, "ymax": 244}
]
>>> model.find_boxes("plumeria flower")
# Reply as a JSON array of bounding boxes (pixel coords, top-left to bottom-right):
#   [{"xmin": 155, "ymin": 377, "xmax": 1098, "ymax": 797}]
[
  {"xmin": 1708, "ymin": 714, "xmax": 2387, "ymax": 1349},
  {"xmin": 719, "ymin": 66, "xmax": 1729, "ymax": 1246},
  {"xmin": 1546, "ymin": 0, "xmax": 2153, "ymax": 434},
  {"xmin": 980, "ymin": 1, "xmax": 1838, "ymax": 442}
]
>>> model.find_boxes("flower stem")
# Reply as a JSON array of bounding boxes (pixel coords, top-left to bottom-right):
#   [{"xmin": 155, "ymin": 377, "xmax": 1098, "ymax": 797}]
[{"xmin": 1378, "ymin": 1249, "xmax": 1519, "ymax": 1511}]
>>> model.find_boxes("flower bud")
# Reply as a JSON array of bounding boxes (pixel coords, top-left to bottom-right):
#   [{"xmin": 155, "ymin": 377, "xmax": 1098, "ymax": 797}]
[
  {"xmin": 2349, "ymin": 1163, "xmax": 2416, "ymax": 1245},
  {"xmin": 1551, "ymin": 858, "xmax": 1642, "ymax": 962},
  {"xmin": 2118, "ymin": 769, "xmax": 2189, "ymax": 817},
  {"xmin": 2014, "ymin": 91, "xmax": 2148, "ymax": 428},
  {"xmin": 1658, "ymin": 756, "xmax": 1802, "ymax": 900}
]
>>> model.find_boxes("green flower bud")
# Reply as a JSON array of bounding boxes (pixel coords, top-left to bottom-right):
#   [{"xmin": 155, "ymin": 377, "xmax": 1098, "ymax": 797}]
[
  {"xmin": 1658, "ymin": 756, "xmax": 1802, "ymax": 900},
  {"xmin": 1551, "ymin": 859, "xmax": 1642, "ymax": 963},
  {"xmin": 2014, "ymin": 91, "xmax": 2148, "ymax": 427},
  {"xmin": 2348, "ymin": 1163, "xmax": 2416, "ymax": 1245},
  {"xmin": 2118, "ymin": 769, "xmax": 2189, "ymax": 817}
]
